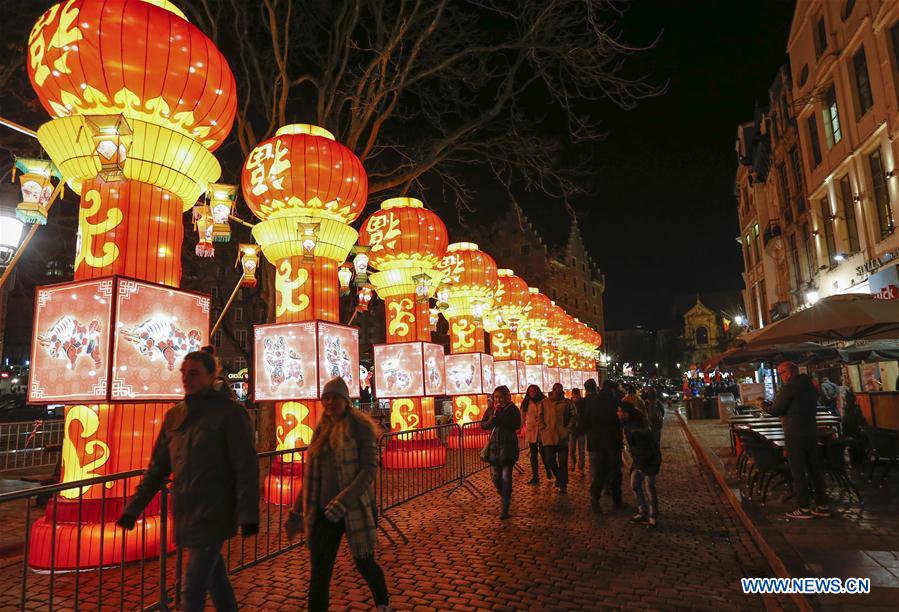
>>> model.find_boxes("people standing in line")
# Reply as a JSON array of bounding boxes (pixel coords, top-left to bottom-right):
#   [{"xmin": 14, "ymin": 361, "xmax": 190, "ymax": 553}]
[
  {"xmin": 481, "ymin": 385, "xmax": 523, "ymax": 519},
  {"xmin": 569, "ymin": 387, "xmax": 587, "ymax": 475},
  {"xmin": 522, "ymin": 384, "xmax": 552, "ymax": 484},
  {"xmin": 538, "ymin": 382, "xmax": 575, "ymax": 495},
  {"xmin": 768, "ymin": 361, "xmax": 831, "ymax": 520},
  {"xmin": 117, "ymin": 351, "xmax": 259, "ymax": 612},
  {"xmin": 618, "ymin": 402, "xmax": 661, "ymax": 528},
  {"xmin": 284, "ymin": 377, "xmax": 391, "ymax": 612},
  {"xmin": 581, "ymin": 379, "xmax": 624, "ymax": 513}
]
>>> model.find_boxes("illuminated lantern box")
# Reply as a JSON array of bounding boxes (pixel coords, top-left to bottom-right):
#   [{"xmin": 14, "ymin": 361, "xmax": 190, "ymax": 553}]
[
  {"xmin": 561, "ymin": 368, "xmax": 573, "ymax": 391},
  {"xmin": 493, "ymin": 360, "xmax": 527, "ymax": 394},
  {"xmin": 546, "ymin": 367, "xmax": 561, "ymax": 388},
  {"xmin": 525, "ymin": 364, "xmax": 546, "ymax": 390},
  {"xmin": 253, "ymin": 321, "xmax": 360, "ymax": 401},
  {"xmin": 444, "ymin": 353, "xmax": 494, "ymax": 396},
  {"xmin": 29, "ymin": 277, "xmax": 210, "ymax": 404},
  {"xmin": 373, "ymin": 342, "xmax": 445, "ymax": 399}
]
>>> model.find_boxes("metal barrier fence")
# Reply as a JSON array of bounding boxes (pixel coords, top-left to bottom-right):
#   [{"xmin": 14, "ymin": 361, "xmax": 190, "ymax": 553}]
[{"xmin": 0, "ymin": 419, "xmax": 64, "ymax": 474}]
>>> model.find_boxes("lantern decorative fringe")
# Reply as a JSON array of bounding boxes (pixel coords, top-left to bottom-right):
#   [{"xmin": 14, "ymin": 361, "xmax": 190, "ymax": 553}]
[
  {"xmin": 208, "ymin": 183, "xmax": 237, "ymax": 242},
  {"xmin": 13, "ymin": 158, "xmax": 61, "ymax": 225},
  {"xmin": 237, "ymin": 244, "xmax": 259, "ymax": 287}
]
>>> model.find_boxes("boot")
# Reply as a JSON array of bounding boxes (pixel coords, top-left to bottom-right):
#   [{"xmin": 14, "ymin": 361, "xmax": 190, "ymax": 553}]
[{"xmin": 500, "ymin": 498, "xmax": 511, "ymax": 519}]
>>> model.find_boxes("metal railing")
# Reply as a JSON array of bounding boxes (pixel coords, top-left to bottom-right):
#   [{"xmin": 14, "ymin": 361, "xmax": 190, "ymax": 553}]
[{"xmin": 0, "ymin": 419, "xmax": 64, "ymax": 474}]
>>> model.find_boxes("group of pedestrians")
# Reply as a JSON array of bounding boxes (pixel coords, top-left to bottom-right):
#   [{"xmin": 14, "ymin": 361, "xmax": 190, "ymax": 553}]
[{"xmin": 481, "ymin": 378, "xmax": 666, "ymax": 528}]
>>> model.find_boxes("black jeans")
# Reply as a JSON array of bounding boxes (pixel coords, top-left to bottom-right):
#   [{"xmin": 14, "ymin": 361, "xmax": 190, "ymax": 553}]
[
  {"xmin": 182, "ymin": 542, "xmax": 237, "ymax": 612},
  {"xmin": 544, "ymin": 445, "xmax": 569, "ymax": 487},
  {"xmin": 785, "ymin": 435, "xmax": 828, "ymax": 509},
  {"xmin": 490, "ymin": 464, "xmax": 513, "ymax": 512},
  {"xmin": 589, "ymin": 448, "xmax": 622, "ymax": 504},
  {"xmin": 308, "ymin": 510, "xmax": 389, "ymax": 612},
  {"xmin": 529, "ymin": 441, "xmax": 552, "ymax": 479}
]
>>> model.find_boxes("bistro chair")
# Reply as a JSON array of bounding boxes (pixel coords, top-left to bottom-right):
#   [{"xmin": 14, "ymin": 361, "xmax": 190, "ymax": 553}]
[
  {"xmin": 743, "ymin": 439, "xmax": 792, "ymax": 504},
  {"xmin": 822, "ymin": 438, "xmax": 862, "ymax": 503},
  {"xmin": 860, "ymin": 427, "xmax": 899, "ymax": 487}
]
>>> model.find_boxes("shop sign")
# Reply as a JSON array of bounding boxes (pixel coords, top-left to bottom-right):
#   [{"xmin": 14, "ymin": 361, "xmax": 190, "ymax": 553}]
[
  {"xmin": 869, "ymin": 265, "xmax": 899, "ymax": 301},
  {"xmin": 855, "ymin": 249, "xmax": 898, "ymax": 280}
]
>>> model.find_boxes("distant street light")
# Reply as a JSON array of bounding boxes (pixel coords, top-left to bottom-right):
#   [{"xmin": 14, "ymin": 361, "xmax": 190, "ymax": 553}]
[
  {"xmin": 734, "ymin": 314, "xmax": 746, "ymax": 326},
  {"xmin": 0, "ymin": 185, "xmax": 25, "ymax": 270}
]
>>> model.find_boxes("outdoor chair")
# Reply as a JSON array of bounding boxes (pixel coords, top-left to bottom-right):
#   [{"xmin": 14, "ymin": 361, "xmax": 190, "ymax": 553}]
[
  {"xmin": 822, "ymin": 438, "xmax": 862, "ymax": 503},
  {"xmin": 735, "ymin": 428, "xmax": 770, "ymax": 481},
  {"xmin": 860, "ymin": 427, "xmax": 899, "ymax": 487},
  {"xmin": 742, "ymin": 438, "xmax": 792, "ymax": 505}
]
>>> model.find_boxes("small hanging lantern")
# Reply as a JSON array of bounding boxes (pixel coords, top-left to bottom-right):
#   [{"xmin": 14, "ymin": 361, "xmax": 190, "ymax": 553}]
[
  {"xmin": 193, "ymin": 204, "xmax": 215, "ymax": 258},
  {"xmin": 298, "ymin": 221, "xmax": 319, "ymax": 261},
  {"xmin": 338, "ymin": 264, "xmax": 353, "ymax": 295},
  {"xmin": 471, "ymin": 298, "xmax": 486, "ymax": 321},
  {"xmin": 208, "ymin": 183, "xmax": 236, "ymax": 243},
  {"xmin": 436, "ymin": 284, "xmax": 450, "ymax": 311},
  {"xmin": 352, "ymin": 245, "xmax": 371, "ymax": 284},
  {"xmin": 83, "ymin": 114, "xmax": 132, "ymax": 182},
  {"xmin": 237, "ymin": 244, "xmax": 260, "ymax": 287},
  {"xmin": 13, "ymin": 158, "xmax": 60, "ymax": 225},
  {"xmin": 509, "ymin": 318, "xmax": 520, "ymax": 334},
  {"xmin": 356, "ymin": 284, "xmax": 374, "ymax": 311},
  {"xmin": 412, "ymin": 272, "xmax": 431, "ymax": 303},
  {"xmin": 429, "ymin": 307, "xmax": 440, "ymax": 331}
]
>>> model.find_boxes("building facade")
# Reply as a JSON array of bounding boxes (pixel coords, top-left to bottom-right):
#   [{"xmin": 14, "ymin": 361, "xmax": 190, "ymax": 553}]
[{"xmin": 737, "ymin": 0, "xmax": 899, "ymax": 329}]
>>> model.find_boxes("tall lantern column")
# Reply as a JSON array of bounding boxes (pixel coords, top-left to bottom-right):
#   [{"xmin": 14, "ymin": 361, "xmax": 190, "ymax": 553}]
[
  {"xmin": 436, "ymin": 243, "xmax": 497, "ymax": 435},
  {"xmin": 25, "ymin": 0, "xmax": 234, "ymax": 569},
  {"xmin": 521, "ymin": 288, "xmax": 552, "ymax": 391},
  {"xmin": 487, "ymin": 270, "xmax": 530, "ymax": 401},
  {"xmin": 359, "ymin": 197, "xmax": 448, "ymax": 467},
  {"xmin": 241, "ymin": 124, "xmax": 367, "ymax": 503}
]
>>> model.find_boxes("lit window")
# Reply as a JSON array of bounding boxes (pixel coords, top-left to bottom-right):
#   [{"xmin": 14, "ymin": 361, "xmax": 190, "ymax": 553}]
[{"xmin": 822, "ymin": 86, "xmax": 842, "ymax": 147}]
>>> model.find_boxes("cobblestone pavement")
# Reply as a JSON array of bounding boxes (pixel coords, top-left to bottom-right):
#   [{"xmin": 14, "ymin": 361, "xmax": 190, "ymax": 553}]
[
  {"xmin": 224, "ymin": 415, "xmax": 788, "ymax": 611},
  {"xmin": 685, "ymin": 415, "xmax": 899, "ymax": 611}
]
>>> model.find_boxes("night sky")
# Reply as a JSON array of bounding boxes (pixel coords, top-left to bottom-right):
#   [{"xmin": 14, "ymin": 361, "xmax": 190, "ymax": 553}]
[{"xmin": 518, "ymin": 0, "xmax": 796, "ymax": 331}]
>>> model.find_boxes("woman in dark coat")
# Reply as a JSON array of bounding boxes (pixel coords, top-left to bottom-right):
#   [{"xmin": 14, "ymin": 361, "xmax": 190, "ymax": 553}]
[
  {"xmin": 618, "ymin": 401, "xmax": 662, "ymax": 528},
  {"xmin": 482, "ymin": 385, "xmax": 522, "ymax": 519}
]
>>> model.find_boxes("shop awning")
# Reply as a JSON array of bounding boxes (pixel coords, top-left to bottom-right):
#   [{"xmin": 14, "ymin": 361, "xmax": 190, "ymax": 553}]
[{"xmin": 699, "ymin": 342, "xmax": 836, "ymax": 371}]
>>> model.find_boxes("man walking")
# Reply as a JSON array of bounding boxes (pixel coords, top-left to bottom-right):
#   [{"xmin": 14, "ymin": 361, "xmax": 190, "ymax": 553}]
[
  {"xmin": 117, "ymin": 351, "xmax": 259, "ymax": 611},
  {"xmin": 569, "ymin": 388, "xmax": 587, "ymax": 475},
  {"xmin": 538, "ymin": 383, "xmax": 574, "ymax": 494},
  {"xmin": 582, "ymin": 379, "xmax": 624, "ymax": 513},
  {"xmin": 769, "ymin": 361, "xmax": 830, "ymax": 520}
]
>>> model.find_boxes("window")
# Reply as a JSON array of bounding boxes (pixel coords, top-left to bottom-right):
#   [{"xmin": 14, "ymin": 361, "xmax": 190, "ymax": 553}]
[
  {"xmin": 758, "ymin": 279, "xmax": 768, "ymax": 326},
  {"xmin": 868, "ymin": 149, "xmax": 895, "ymax": 238},
  {"xmin": 695, "ymin": 326, "xmax": 709, "ymax": 346},
  {"xmin": 752, "ymin": 223, "xmax": 761, "ymax": 263},
  {"xmin": 744, "ymin": 234, "xmax": 753, "ymax": 268},
  {"xmin": 822, "ymin": 86, "xmax": 842, "ymax": 147},
  {"xmin": 213, "ymin": 330, "xmax": 222, "ymax": 348},
  {"xmin": 790, "ymin": 147, "xmax": 806, "ymax": 211},
  {"xmin": 592, "ymin": 287, "xmax": 596, "ymax": 297},
  {"xmin": 789, "ymin": 234, "xmax": 802, "ymax": 286},
  {"xmin": 233, "ymin": 357, "xmax": 247, "ymax": 371},
  {"xmin": 852, "ymin": 47, "xmax": 873, "ymax": 116},
  {"xmin": 235, "ymin": 329, "xmax": 248, "ymax": 349},
  {"xmin": 838, "ymin": 175, "xmax": 860, "ymax": 252},
  {"xmin": 235, "ymin": 307, "xmax": 244, "ymax": 323},
  {"xmin": 211, "ymin": 287, "xmax": 219, "ymax": 299},
  {"xmin": 802, "ymin": 222, "xmax": 817, "ymax": 278},
  {"xmin": 814, "ymin": 16, "xmax": 828, "ymax": 58},
  {"xmin": 892, "ymin": 22, "xmax": 899, "ymax": 69},
  {"xmin": 820, "ymin": 197, "xmax": 836, "ymax": 264},
  {"xmin": 842, "ymin": 0, "xmax": 856, "ymax": 21},
  {"xmin": 778, "ymin": 163, "xmax": 792, "ymax": 223},
  {"xmin": 807, "ymin": 115, "xmax": 822, "ymax": 167}
]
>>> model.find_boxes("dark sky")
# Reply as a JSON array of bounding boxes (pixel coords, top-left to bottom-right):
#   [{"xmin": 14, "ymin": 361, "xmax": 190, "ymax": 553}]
[{"xmin": 519, "ymin": 0, "xmax": 796, "ymax": 330}]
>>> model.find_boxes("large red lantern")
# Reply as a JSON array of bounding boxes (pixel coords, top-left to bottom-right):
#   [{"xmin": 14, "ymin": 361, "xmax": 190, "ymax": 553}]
[
  {"xmin": 435, "ymin": 243, "xmax": 497, "ymax": 429},
  {"xmin": 360, "ymin": 197, "xmax": 448, "ymax": 467},
  {"xmin": 25, "ymin": 0, "xmax": 233, "ymax": 570},
  {"xmin": 242, "ymin": 124, "xmax": 367, "ymax": 503}
]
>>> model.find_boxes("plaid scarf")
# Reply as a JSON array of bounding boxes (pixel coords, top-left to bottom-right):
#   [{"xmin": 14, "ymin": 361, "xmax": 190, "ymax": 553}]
[{"xmin": 302, "ymin": 417, "xmax": 378, "ymax": 559}]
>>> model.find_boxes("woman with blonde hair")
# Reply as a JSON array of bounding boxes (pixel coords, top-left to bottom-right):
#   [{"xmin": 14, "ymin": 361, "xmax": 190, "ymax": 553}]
[{"xmin": 285, "ymin": 377, "xmax": 390, "ymax": 611}]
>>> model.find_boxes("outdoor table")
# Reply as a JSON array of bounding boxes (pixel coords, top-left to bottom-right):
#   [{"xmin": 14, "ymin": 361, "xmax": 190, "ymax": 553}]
[{"xmin": 729, "ymin": 416, "xmax": 841, "ymax": 454}]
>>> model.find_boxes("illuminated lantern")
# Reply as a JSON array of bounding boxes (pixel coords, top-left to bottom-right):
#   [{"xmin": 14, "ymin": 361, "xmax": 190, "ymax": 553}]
[
  {"xmin": 193, "ymin": 204, "xmax": 215, "ymax": 257},
  {"xmin": 337, "ymin": 264, "xmax": 353, "ymax": 295},
  {"xmin": 521, "ymin": 288, "xmax": 551, "ymax": 370},
  {"xmin": 487, "ymin": 269, "xmax": 529, "ymax": 400},
  {"xmin": 208, "ymin": 183, "xmax": 237, "ymax": 242},
  {"xmin": 242, "ymin": 123, "xmax": 367, "ymax": 503},
  {"xmin": 435, "ymin": 242, "xmax": 497, "ymax": 430},
  {"xmin": 356, "ymin": 284, "xmax": 374, "ymax": 311},
  {"xmin": 237, "ymin": 244, "xmax": 260, "ymax": 288},
  {"xmin": 25, "ymin": 0, "xmax": 234, "ymax": 570},
  {"xmin": 359, "ymin": 197, "xmax": 448, "ymax": 467},
  {"xmin": 13, "ymin": 157, "xmax": 61, "ymax": 225}
]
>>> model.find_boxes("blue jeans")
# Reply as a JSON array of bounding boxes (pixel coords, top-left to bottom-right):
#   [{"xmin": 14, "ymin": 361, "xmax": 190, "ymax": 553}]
[
  {"xmin": 182, "ymin": 542, "xmax": 237, "ymax": 612},
  {"xmin": 490, "ymin": 464, "xmax": 513, "ymax": 511},
  {"xmin": 630, "ymin": 469, "xmax": 658, "ymax": 518}
]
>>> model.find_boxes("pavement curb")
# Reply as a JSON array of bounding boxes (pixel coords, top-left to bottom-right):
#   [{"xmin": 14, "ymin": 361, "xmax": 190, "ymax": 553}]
[{"xmin": 676, "ymin": 410, "xmax": 813, "ymax": 612}]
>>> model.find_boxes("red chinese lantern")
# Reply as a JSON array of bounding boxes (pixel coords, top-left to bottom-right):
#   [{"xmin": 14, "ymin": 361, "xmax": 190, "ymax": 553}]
[
  {"xmin": 241, "ymin": 124, "xmax": 367, "ymax": 502},
  {"xmin": 25, "ymin": 0, "xmax": 235, "ymax": 570},
  {"xmin": 520, "ymin": 288, "xmax": 552, "ymax": 367},
  {"xmin": 360, "ymin": 197, "xmax": 448, "ymax": 467}
]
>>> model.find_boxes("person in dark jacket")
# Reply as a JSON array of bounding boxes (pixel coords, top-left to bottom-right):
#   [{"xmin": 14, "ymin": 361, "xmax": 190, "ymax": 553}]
[
  {"xmin": 769, "ymin": 361, "xmax": 830, "ymax": 520},
  {"xmin": 618, "ymin": 402, "xmax": 661, "ymax": 527},
  {"xmin": 482, "ymin": 385, "xmax": 523, "ymax": 519},
  {"xmin": 117, "ymin": 351, "xmax": 259, "ymax": 612},
  {"xmin": 581, "ymin": 378, "xmax": 623, "ymax": 513},
  {"xmin": 569, "ymin": 388, "xmax": 587, "ymax": 475}
]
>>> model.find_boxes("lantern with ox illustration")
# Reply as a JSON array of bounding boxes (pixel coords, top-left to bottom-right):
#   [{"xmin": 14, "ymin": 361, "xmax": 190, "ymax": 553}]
[
  {"xmin": 359, "ymin": 197, "xmax": 448, "ymax": 467},
  {"xmin": 25, "ymin": 0, "xmax": 233, "ymax": 569},
  {"xmin": 435, "ymin": 243, "xmax": 497, "ymax": 431},
  {"xmin": 241, "ymin": 123, "xmax": 367, "ymax": 503}
]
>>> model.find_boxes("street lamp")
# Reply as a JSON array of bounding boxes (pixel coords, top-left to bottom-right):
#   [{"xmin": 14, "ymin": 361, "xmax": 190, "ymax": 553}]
[
  {"xmin": 734, "ymin": 314, "xmax": 746, "ymax": 326},
  {"xmin": 0, "ymin": 185, "xmax": 25, "ymax": 270}
]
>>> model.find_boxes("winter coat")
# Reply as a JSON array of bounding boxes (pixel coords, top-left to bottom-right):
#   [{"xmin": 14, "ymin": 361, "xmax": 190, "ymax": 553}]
[
  {"xmin": 625, "ymin": 427, "xmax": 661, "ymax": 476},
  {"xmin": 537, "ymin": 396, "xmax": 574, "ymax": 446},
  {"xmin": 521, "ymin": 397, "xmax": 544, "ymax": 444},
  {"xmin": 582, "ymin": 390, "xmax": 623, "ymax": 452},
  {"xmin": 482, "ymin": 402, "xmax": 522, "ymax": 466},
  {"xmin": 124, "ymin": 389, "xmax": 259, "ymax": 548},
  {"xmin": 769, "ymin": 373, "xmax": 819, "ymax": 438}
]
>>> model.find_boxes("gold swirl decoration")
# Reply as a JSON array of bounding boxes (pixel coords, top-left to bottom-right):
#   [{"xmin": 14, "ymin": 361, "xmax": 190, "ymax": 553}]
[
  {"xmin": 388, "ymin": 298, "xmax": 416, "ymax": 338},
  {"xmin": 276, "ymin": 402, "xmax": 314, "ymax": 462},
  {"xmin": 275, "ymin": 259, "xmax": 311, "ymax": 317},
  {"xmin": 59, "ymin": 405, "xmax": 113, "ymax": 499},
  {"xmin": 75, "ymin": 188, "xmax": 123, "ymax": 270}
]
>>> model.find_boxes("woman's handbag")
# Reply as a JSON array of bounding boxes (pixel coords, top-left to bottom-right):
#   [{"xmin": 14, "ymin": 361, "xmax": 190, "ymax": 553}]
[{"xmin": 479, "ymin": 431, "xmax": 494, "ymax": 463}]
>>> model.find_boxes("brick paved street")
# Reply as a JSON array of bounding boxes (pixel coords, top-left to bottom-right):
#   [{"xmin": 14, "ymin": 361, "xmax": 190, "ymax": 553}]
[{"xmin": 224, "ymin": 415, "xmax": 788, "ymax": 610}]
